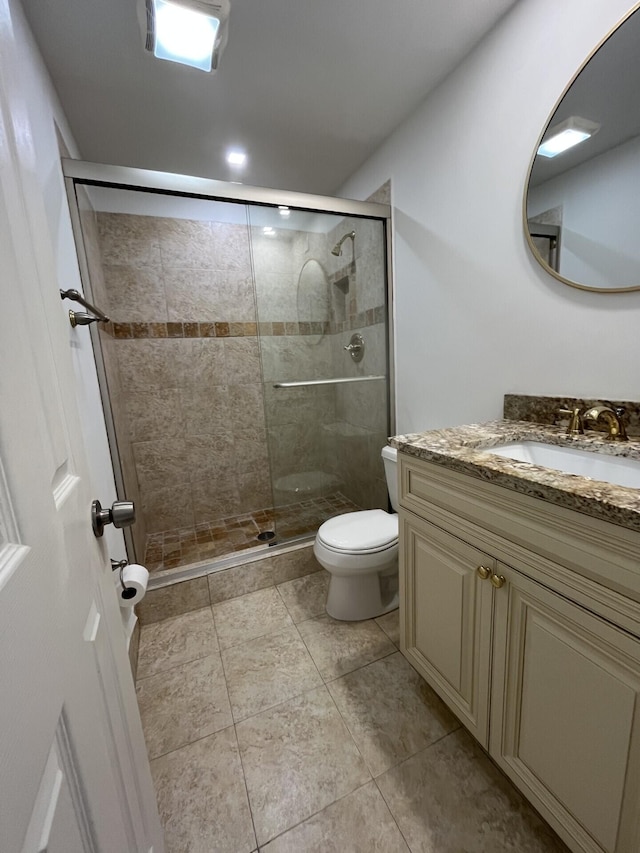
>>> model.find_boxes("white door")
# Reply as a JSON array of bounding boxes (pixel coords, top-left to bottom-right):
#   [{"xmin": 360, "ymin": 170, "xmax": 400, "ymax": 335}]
[{"xmin": 0, "ymin": 9, "xmax": 163, "ymax": 853}]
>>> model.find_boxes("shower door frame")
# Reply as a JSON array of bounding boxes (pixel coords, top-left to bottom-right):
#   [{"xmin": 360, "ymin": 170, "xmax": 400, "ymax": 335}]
[{"xmin": 62, "ymin": 159, "xmax": 395, "ymax": 582}]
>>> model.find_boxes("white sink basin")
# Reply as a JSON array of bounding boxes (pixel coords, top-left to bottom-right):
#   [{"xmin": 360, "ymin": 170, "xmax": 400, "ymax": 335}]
[{"xmin": 486, "ymin": 441, "xmax": 640, "ymax": 489}]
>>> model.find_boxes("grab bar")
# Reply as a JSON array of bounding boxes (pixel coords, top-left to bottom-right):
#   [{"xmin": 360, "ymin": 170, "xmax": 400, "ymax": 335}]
[
  {"xmin": 60, "ymin": 288, "xmax": 109, "ymax": 322},
  {"xmin": 273, "ymin": 375, "xmax": 385, "ymax": 389}
]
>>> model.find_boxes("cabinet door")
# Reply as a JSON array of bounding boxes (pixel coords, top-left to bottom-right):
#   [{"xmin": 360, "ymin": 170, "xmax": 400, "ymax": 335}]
[
  {"xmin": 400, "ymin": 513, "xmax": 494, "ymax": 746},
  {"xmin": 491, "ymin": 565, "xmax": 640, "ymax": 853}
]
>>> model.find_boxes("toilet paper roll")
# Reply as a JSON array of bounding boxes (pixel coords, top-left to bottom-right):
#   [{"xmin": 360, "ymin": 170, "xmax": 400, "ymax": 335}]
[{"xmin": 117, "ymin": 563, "xmax": 149, "ymax": 608}]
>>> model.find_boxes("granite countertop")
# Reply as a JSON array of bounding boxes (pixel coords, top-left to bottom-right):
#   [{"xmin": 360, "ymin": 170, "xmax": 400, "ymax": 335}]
[{"xmin": 390, "ymin": 419, "xmax": 640, "ymax": 532}]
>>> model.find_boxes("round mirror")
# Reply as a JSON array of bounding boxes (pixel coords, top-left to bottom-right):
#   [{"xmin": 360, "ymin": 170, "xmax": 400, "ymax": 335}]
[{"xmin": 524, "ymin": 6, "xmax": 640, "ymax": 292}]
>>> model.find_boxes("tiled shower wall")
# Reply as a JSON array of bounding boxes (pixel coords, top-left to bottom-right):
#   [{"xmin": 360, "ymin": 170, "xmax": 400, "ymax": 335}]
[
  {"xmin": 94, "ymin": 213, "xmax": 270, "ymax": 537},
  {"xmin": 82, "ymin": 205, "xmax": 389, "ymax": 550}
]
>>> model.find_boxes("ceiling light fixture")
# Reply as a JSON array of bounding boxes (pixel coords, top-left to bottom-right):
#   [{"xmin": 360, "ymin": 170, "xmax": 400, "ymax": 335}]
[
  {"xmin": 278, "ymin": 206, "xmax": 291, "ymax": 218},
  {"xmin": 226, "ymin": 150, "xmax": 246, "ymax": 167},
  {"xmin": 537, "ymin": 116, "xmax": 601, "ymax": 159},
  {"xmin": 140, "ymin": 0, "xmax": 230, "ymax": 72},
  {"xmin": 263, "ymin": 227, "xmax": 275, "ymax": 236}
]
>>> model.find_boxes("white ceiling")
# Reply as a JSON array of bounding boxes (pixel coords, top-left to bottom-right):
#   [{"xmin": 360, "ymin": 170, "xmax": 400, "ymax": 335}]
[{"xmin": 21, "ymin": 0, "xmax": 517, "ymax": 195}]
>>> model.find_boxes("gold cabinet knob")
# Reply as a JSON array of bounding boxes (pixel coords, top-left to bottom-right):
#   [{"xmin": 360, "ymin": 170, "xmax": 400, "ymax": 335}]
[
  {"xmin": 490, "ymin": 574, "xmax": 506, "ymax": 589},
  {"xmin": 477, "ymin": 565, "xmax": 492, "ymax": 580}
]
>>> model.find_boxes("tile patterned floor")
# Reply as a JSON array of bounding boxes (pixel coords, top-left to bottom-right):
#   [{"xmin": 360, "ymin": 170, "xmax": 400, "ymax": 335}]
[
  {"xmin": 144, "ymin": 493, "xmax": 360, "ymax": 573},
  {"xmin": 135, "ymin": 571, "xmax": 570, "ymax": 852}
]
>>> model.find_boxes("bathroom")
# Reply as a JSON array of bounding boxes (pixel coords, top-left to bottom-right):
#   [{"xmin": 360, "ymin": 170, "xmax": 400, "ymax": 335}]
[{"xmin": 3, "ymin": 0, "xmax": 640, "ymax": 852}]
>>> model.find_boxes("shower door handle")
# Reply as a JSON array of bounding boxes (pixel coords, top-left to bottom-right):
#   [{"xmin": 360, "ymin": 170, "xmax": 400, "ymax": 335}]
[{"xmin": 273, "ymin": 375, "xmax": 385, "ymax": 389}]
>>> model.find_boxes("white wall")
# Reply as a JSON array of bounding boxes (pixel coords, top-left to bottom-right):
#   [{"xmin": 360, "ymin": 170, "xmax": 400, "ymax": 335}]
[
  {"xmin": 528, "ymin": 134, "xmax": 640, "ymax": 289},
  {"xmin": 10, "ymin": 0, "xmax": 125, "ymax": 560},
  {"xmin": 340, "ymin": 0, "xmax": 640, "ymax": 434}
]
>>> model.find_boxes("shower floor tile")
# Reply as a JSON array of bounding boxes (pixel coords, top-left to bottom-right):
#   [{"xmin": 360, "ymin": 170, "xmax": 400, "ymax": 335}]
[{"xmin": 143, "ymin": 492, "xmax": 361, "ymax": 574}]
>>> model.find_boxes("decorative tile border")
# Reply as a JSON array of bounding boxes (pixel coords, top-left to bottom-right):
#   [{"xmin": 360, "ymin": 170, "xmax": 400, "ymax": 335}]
[
  {"xmin": 102, "ymin": 321, "xmax": 258, "ymax": 339},
  {"xmin": 101, "ymin": 306, "xmax": 386, "ymax": 339}
]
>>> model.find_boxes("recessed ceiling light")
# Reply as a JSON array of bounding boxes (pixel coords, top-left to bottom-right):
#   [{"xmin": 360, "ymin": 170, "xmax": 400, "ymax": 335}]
[
  {"xmin": 226, "ymin": 150, "xmax": 247, "ymax": 166},
  {"xmin": 141, "ymin": 0, "xmax": 230, "ymax": 72},
  {"xmin": 278, "ymin": 206, "xmax": 291, "ymax": 218},
  {"xmin": 537, "ymin": 116, "xmax": 601, "ymax": 159}
]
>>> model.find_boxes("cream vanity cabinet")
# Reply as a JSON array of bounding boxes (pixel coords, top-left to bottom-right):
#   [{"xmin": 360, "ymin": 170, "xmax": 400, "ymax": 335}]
[{"xmin": 398, "ymin": 452, "xmax": 640, "ymax": 853}]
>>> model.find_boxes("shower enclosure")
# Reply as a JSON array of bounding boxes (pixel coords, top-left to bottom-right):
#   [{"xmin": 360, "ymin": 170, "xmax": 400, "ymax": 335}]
[{"xmin": 65, "ymin": 161, "xmax": 392, "ymax": 586}]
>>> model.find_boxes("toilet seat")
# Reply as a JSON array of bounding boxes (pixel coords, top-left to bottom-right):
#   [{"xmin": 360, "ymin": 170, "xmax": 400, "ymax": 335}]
[{"xmin": 317, "ymin": 510, "xmax": 398, "ymax": 555}]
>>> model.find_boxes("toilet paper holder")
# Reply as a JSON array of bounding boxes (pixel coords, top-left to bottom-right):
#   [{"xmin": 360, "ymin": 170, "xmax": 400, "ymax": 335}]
[{"xmin": 110, "ymin": 558, "xmax": 136, "ymax": 600}]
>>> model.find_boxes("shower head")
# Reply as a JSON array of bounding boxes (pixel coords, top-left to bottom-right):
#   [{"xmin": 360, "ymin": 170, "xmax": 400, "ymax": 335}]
[{"xmin": 331, "ymin": 230, "xmax": 356, "ymax": 256}]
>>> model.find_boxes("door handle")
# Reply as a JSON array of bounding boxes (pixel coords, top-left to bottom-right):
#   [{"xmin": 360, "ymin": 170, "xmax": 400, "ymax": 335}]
[{"xmin": 91, "ymin": 499, "xmax": 136, "ymax": 538}]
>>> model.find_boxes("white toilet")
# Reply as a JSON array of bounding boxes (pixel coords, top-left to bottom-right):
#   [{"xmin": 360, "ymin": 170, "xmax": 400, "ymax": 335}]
[{"xmin": 314, "ymin": 446, "xmax": 399, "ymax": 621}]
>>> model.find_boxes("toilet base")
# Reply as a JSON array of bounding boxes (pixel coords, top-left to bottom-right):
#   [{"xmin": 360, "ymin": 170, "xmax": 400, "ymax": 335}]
[{"xmin": 326, "ymin": 569, "xmax": 398, "ymax": 621}]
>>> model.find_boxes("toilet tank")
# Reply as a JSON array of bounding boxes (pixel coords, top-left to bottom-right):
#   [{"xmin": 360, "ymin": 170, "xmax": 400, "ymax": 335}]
[{"xmin": 381, "ymin": 445, "xmax": 399, "ymax": 512}]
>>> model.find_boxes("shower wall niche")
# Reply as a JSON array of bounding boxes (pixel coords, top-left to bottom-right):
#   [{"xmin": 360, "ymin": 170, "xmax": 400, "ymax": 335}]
[{"xmin": 75, "ymin": 183, "xmax": 390, "ymax": 577}]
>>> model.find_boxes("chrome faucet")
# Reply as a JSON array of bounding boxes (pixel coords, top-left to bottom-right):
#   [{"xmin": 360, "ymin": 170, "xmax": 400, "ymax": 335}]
[{"xmin": 581, "ymin": 406, "xmax": 628, "ymax": 441}]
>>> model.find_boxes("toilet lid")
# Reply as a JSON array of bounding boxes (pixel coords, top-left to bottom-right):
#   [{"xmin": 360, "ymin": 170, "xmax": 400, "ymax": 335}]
[{"xmin": 318, "ymin": 510, "xmax": 398, "ymax": 553}]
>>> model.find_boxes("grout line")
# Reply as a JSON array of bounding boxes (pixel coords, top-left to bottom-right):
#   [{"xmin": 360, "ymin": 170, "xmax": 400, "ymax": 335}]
[
  {"xmin": 135, "ymin": 644, "xmax": 221, "ymax": 684},
  {"xmin": 320, "ymin": 645, "xmax": 399, "ymax": 689},
  {"xmin": 372, "ymin": 773, "xmax": 412, "ymax": 850},
  {"xmin": 322, "ymin": 671, "xmax": 373, "ymax": 776},
  {"xmin": 216, "ymin": 627, "xmax": 246, "ymax": 727},
  {"xmin": 146, "ymin": 720, "xmax": 236, "ymax": 763},
  {"xmin": 294, "ymin": 620, "xmax": 326, "ymax": 685},
  {"xmin": 256, "ymin": 780, "xmax": 376, "ymax": 849},
  {"xmin": 233, "ymin": 679, "xmax": 328, "ymax": 729},
  {"xmin": 136, "ymin": 613, "xmax": 219, "ymax": 682},
  {"xmin": 233, "ymin": 721, "xmax": 260, "ymax": 851},
  {"xmin": 218, "ymin": 617, "xmax": 297, "ymax": 661},
  {"xmin": 369, "ymin": 725, "xmax": 465, "ymax": 847}
]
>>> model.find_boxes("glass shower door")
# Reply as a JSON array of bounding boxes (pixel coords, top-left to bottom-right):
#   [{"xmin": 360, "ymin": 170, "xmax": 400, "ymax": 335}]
[
  {"xmin": 248, "ymin": 204, "xmax": 390, "ymax": 543},
  {"xmin": 72, "ymin": 184, "xmax": 281, "ymax": 570}
]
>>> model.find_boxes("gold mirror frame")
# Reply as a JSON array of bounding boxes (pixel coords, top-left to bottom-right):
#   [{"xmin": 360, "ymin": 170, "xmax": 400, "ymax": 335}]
[{"xmin": 523, "ymin": 2, "xmax": 640, "ymax": 293}]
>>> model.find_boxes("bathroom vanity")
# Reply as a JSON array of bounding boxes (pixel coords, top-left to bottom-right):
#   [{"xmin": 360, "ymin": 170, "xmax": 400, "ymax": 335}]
[{"xmin": 392, "ymin": 412, "xmax": 640, "ymax": 853}]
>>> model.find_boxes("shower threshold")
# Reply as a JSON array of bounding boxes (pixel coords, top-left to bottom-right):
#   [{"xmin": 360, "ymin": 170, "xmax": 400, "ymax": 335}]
[{"xmin": 143, "ymin": 491, "xmax": 359, "ymax": 576}]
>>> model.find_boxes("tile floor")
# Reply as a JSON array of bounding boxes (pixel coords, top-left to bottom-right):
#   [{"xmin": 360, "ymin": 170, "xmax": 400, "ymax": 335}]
[
  {"xmin": 135, "ymin": 570, "xmax": 569, "ymax": 853},
  {"xmin": 144, "ymin": 493, "xmax": 360, "ymax": 573}
]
